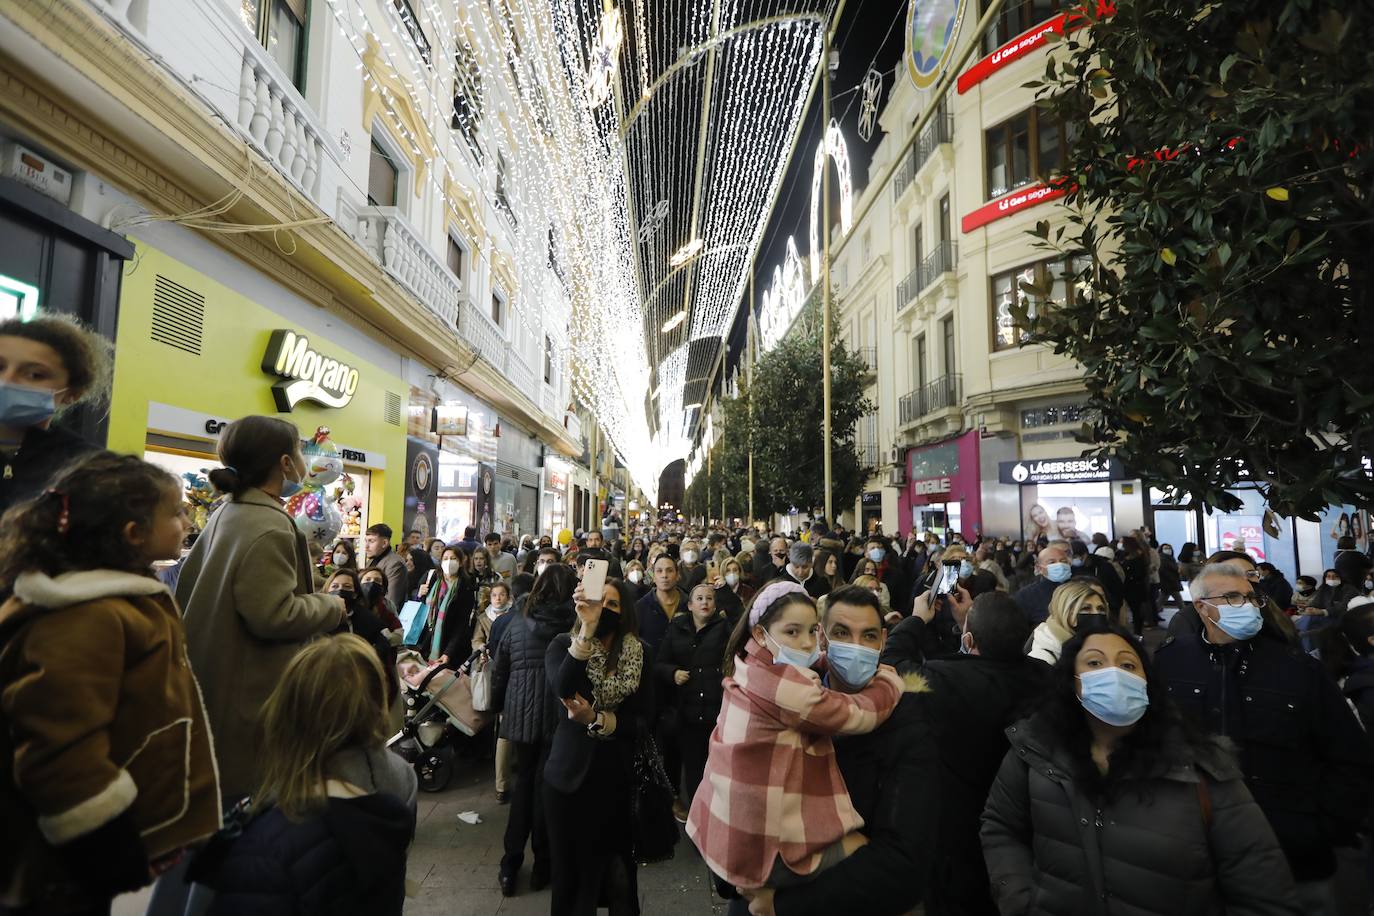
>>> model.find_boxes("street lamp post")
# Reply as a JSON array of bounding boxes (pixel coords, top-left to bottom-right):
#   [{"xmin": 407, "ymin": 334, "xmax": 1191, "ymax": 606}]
[{"xmin": 821, "ymin": 29, "xmax": 834, "ymax": 525}]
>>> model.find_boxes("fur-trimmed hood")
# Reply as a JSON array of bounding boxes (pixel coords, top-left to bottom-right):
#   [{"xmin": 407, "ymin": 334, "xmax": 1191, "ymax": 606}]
[{"xmin": 0, "ymin": 570, "xmax": 169, "ymax": 636}]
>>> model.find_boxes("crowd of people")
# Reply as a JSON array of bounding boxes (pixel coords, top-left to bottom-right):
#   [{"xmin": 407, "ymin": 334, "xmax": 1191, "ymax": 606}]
[{"xmin": 2, "ymin": 318, "xmax": 1374, "ymax": 916}]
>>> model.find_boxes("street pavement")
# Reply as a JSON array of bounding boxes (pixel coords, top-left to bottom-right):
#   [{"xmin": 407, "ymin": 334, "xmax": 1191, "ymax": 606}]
[{"xmin": 403, "ymin": 766, "xmax": 725, "ymax": 916}]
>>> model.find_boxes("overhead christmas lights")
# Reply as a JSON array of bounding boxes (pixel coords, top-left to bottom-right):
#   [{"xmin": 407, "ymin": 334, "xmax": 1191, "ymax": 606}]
[
  {"xmin": 809, "ymin": 118, "xmax": 854, "ymax": 280},
  {"xmin": 585, "ymin": 3, "xmax": 624, "ymax": 108},
  {"xmin": 662, "ymin": 310, "xmax": 687, "ymax": 332},
  {"xmin": 669, "ymin": 238, "xmax": 704, "ymax": 268}
]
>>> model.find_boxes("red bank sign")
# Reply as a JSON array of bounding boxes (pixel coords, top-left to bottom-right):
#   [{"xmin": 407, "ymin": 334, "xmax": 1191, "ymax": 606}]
[
  {"xmin": 957, "ymin": 2, "xmax": 1117, "ymax": 95},
  {"xmin": 961, "ymin": 182, "xmax": 1068, "ymax": 233}
]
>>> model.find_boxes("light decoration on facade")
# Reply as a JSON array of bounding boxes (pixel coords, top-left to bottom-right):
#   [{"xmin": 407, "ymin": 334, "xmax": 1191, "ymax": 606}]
[
  {"xmin": 308, "ymin": 0, "xmax": 833, "ymax": 500},
  {"xmin": 585, "ymin": 3, "xmax": 624, "ymax": 109},
  {"xmin": 857, "ymin": 67, "xmax": 883, "ymax": 142},
  {"xmin": 661, "ymin": 310, "xmax": 687, "ymax": 332},
  {"xmin": 758, "ymin": 236, "xmax": 809, "ymax": 353},
  {"xmin": 808, "ymin": 118, "xmax": 853, "ymax": 281}
]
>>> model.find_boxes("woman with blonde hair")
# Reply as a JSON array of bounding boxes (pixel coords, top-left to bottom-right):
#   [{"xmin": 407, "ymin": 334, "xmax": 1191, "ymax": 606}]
[
  {"xmin": 203, "ymin": 633, "xmax": 416, "ymax": 915},
  {"xmin": 1027, "ymin": 578, "xmax": 1110, "ymax": 666},
  {"xmin": 844, "ymin": 573, "xmax": 893, "ymax": 619}
]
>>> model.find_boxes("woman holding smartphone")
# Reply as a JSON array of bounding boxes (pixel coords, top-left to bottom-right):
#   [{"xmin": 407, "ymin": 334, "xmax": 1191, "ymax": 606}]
[{"xmin": 543, "ymin": 577, "xmax": 647, "ymax": 915}]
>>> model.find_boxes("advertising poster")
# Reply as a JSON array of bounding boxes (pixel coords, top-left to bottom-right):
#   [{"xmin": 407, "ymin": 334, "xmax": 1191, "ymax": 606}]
[
  {"xmin": 1319, "ymin": 504, "xmax": 1372, "ymax": 570},
  {"xmin": 1214, "ymin": 514, "xmax": 1265, "ymax": 562},
  {"xmin": 474, "ymin": 462, "xmax": 496, "ymax": 539},
  {"xmin": 1021, "ymin": 483, "xmax": 1112, "ymax": 545},
  {"xmin": 403, "ymin": 436, "xmax": 438, "ymax": 543}
]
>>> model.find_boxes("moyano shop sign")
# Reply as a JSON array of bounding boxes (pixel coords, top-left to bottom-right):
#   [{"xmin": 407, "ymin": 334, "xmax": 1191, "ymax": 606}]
[{"xmin": 262, "ymin": 329, "xmax": 360, "ymax": 412}]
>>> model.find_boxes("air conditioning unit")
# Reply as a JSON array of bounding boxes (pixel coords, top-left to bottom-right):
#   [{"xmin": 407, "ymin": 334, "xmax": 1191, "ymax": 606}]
[
  {"xmin": 887, "ymin": 466, "xmax": 907, "ymax": 486},
  {"xmin": 885, "ymin": 446, "xmax": 905, "ymax": 467}
]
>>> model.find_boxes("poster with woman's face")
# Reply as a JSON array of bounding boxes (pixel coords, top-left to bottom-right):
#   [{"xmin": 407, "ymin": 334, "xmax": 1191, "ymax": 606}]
[{"xmin": 1021, "ymin": 484, "xmax": 1112, "ymax": 546}]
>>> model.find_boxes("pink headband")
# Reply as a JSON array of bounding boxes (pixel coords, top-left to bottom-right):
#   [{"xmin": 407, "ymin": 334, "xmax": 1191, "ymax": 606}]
[{"xmin": 749, "ymin": 580, "xmax": 809, "ymax": 627}]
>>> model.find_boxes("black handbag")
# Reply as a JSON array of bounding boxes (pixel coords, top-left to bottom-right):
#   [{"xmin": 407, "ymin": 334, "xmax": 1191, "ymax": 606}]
[
  {"xmin": 184, "ymin": 796, "xmax": 271, "ymax": 887},
  {"xmin": 630, "ymin": 730, "xmax": 680, "ymax": 865}
]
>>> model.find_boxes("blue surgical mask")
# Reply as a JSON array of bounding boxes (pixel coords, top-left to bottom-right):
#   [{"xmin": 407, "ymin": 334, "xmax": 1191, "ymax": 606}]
[
  {"xmin": 0, "ymin": 381, "xmax": 58, "ymax": 427},
  {"xmin": 279, "ymin": 460, "xmax": 305, "ymax": 499},
  {"xmin": 959, "ymin": 560, "xmax": 974, "ymax": 578},
  {"xmin": 764, "ymin": 630, "xmax": 820, "ymax": 672},
  {"xmin": 868, "ymin": 547, "xmax": 886, "ymax": 563},
  {"xmin": 1211, "ymin": 602, "xmax": 1263, "ymax": 641},
  {"xmin": 1071, "ymin": 557, "xmax": 1085, "ymax": 568},
  {"xmin": 1077, "ymin": 667, "xmax": 1149, "ymax": 727},
  {"xmin": 1046, "ymin": 562, "xmax": 1072, "ymax": 583},
  {"xmin": 827, "ymin": 641, "xmax": 880, "ymax": 687}
]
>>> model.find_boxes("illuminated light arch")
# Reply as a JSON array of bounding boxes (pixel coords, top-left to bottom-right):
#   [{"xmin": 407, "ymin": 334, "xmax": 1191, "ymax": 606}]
[
  {"xmin": 809, "ymin": 119, "xmax": 853, "ymax": 281},
  {"xmin": 759, "ymin": 236, "xmax": 809, "ymax": 353}
]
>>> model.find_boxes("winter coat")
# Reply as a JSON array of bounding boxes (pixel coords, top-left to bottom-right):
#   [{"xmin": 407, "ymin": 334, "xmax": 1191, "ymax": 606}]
[
  {"xmin": 1012, "ymin": 577, "xmax": 1058, "ymax": 626},
  {"xmin": 490, "ymin": 599, "xmax": 575, "ymax": 744},
  {"xmin": 713, "ymin": 582, "xmax": 753, "ymax": 625},
  {"xmin": 177, "ymin": 488, "xmax": 341, "ymax": 798},
  {"xmin": 366, "ymin": 547, "xmax": 409, "ymax": 617},
  {"xmin": 204, "ymin": 751, "xmax": 415, "ymax": 916},
  {"xmin": 655, "ymin": 612, "xmax": 730, "ymax": 729},
  {"xmin": 920, "ymin": 655, "xmax": 1046, "ymax": 916},
  {"xmin": 1026, "ymin": 621, "xmax": 1066, "ymax": 667},
  {"xmin": 981, "ymin": 714, "xmax": 1301, "ymax": 916},
  {"xmin": 685, "ymin": 638, "xmax": 904, "ymax": 888},
  {"xmin": 1120, "ymin": 553, "xmax": 1150, "ymax": 604},
  {"xmin": 880, "ymin": 611, "xmax": 961, "ymax": 667},
  {"xmin": 1259, "ymin": 573, "xmax": 1294, "ymax": 611},
  {"xmin": 634, "ymin": 587, "xmax": 686, "ymax": 652},
  {"xmin": 1342, "ymin": 656, "xmax": 1374, "ymax": 732},
  {"xmin": 0, "ymin": 571, "xmax": 221, "ymax": 909},
  {"xmin": 1154, "ymin": 630, "xmax": 1374, "ymax": 881},
  {"xmin": 1159, "ymin": 554, "xmax": 1183, "ymax": 594},
  {"xmin": 542, "ymin": 633, "xmax": 649, "ymax": 795},
  {"xmin": 0, "ymin": 423, "xmax": 98, "ymax": 516},
  {"xmin": 1075, "ymin": 557, "xmax": 1125, "ymax": 614},
  {"xmin": 772, "ymin": 688, "xmax": 940, "ymax": 916},
  {"xmin": 1313, "ymin": 581, "xmax": 1360, "ymax": 618},
  {"xmin": 782, "ymin": 567, "xmax": 830, "ymax": 600},
  {"xmin": 415, "ymin": 574, "xmax": 474, "ymax": 661}
]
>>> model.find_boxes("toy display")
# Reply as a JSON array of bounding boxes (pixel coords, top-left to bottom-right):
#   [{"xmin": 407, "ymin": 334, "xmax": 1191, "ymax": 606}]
[{"xmin": 286, "ymin": 426, "xmax": 344, "ymax": 547}]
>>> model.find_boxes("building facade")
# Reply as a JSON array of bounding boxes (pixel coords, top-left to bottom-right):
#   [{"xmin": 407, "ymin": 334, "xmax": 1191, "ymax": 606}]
[{"xmin": 0, "ymin": 0, "xmax": 589, "ymax": 539}]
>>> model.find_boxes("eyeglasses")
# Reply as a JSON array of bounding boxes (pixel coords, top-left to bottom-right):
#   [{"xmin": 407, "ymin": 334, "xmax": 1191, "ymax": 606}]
[{"xmin": 1197, "ymin": 592, "xmax": 1263, "ymax": 607}]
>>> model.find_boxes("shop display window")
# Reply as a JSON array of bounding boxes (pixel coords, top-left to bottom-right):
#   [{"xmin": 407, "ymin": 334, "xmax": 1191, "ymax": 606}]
[{"xmin": 1021, "ymin": 481, "xmax": 1112, "ymax": 544}]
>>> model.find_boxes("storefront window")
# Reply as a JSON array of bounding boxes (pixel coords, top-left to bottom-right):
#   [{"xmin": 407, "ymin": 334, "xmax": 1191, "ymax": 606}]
[{"xmin": 1022, "ymin": 482, "xmax": 1112, "ymax": 544}]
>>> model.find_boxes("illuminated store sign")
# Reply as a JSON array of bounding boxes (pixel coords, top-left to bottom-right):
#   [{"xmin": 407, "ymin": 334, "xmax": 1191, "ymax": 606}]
[{"xmin": 261, "ymin": 330, "xmax": 359, "ymax": 412}]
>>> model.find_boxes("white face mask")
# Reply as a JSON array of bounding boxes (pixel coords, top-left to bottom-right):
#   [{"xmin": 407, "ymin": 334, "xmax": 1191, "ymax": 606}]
[
  {"xmin": 442, "ymin": 559, "xmax": 461, "ymax": 577},
  {"xmin": 724, "ymin": 572, "xmax": 740, "ymax": 587},
  {"xmin": 682, "ymin": 550, "xmax": 699, "ymax": 564},
  {"xmin": 628, "ymin": 569, "xmax": 643, "ymax": 583},
  {"xmin": 536, "ymin": 561, "xmax": 550, "ymax": 576},
  {"xmin": 333, "ymin": 552, "xmax": 348, "ymax": 566}
]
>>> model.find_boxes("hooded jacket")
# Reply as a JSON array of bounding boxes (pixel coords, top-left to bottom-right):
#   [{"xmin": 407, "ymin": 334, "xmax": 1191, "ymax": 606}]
[
  {"xmin": 490, "ymin": 599, "xmax": 576, "ymax": 744},
  {"xmin": 204, "ymin": 746, "xmax": 416, "ymax": 916},
  {"xmin": 655, "ymin": 611, "xmax": 730, "ymax": 728},
  {"xmin": 982, "ymin": 714, "xmax": 1300, "ymax": 916},
  {"xmin": 0, "ymin": 571, "xmax": 222, "ymax": 908}
]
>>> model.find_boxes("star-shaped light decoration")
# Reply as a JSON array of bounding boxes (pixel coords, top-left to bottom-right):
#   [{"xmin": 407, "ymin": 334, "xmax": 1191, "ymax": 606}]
[
  {"xmin": 858, "ymin": 67, "xmax": 883, "ymax": 142},
  {"xmin": 586, "ymin": 3, "xmax": 624, "ymax": 109}
]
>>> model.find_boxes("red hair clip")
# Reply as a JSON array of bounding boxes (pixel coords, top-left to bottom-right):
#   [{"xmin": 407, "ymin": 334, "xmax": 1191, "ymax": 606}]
[{"xmin": 46, "ymin": 488, "xmax": 70, "ymax": 535}]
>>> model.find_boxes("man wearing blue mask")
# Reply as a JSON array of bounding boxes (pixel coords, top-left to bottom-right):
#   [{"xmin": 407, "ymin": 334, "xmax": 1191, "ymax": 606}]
[
  {"xmin": 1012, "ymin": 542, "xmax": 1071, "ymax": 626},
  {"xmin": 1155, "ymin": 562, "xmax": 1374, "ymax": 912},
  {"xmin": 736, "ymin": 585, "xmax": 938, "ymax": 916}
]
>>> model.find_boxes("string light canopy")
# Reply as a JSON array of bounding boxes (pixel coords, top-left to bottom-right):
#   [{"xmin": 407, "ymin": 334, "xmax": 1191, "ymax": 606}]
[{"xmin": 308, "ymin": 0, "xmax": 838, "ymax": 494}]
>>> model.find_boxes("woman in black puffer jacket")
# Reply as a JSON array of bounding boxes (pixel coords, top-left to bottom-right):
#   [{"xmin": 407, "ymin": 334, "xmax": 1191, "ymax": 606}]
[
  {"xmin": 981, "ymin": 625, "xmax": 1300, "ymax": 916},
  {"xmin": 489, "ymin": 563, "xmax": 576, "ymax": 897}
]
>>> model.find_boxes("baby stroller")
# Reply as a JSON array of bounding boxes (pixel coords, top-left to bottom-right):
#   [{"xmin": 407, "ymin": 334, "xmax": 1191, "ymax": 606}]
[{"xmin": 389, "ymin": 649, "xmax": 493, "ymax": 792}]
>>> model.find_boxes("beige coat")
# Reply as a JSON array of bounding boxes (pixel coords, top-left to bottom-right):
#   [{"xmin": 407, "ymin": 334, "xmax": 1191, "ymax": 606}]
[
  {"xmin": 177, "ymin": 488, "xmax": 340, "ymax": 797},
  {"xmin": 0, "ymin": 571, "xmax": 221, "ymax": 908}
]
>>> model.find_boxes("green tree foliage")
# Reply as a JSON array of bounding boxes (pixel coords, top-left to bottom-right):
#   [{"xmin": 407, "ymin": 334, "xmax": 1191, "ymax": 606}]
[{"xmin": 1026, "ymin": 1, "xmax": 1374, "ymax": 517}]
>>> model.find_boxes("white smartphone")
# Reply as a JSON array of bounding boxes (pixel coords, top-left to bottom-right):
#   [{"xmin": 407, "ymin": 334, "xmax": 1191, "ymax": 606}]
[{"xmin": 583, "ymin": 558, "xmax": 609, "ymax": 602}]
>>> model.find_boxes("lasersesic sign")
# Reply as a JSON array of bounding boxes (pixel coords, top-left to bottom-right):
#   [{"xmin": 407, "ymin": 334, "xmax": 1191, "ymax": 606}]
[
  {"xmin": 261, "ymin": 330, "xmax": 360, "ymax": 412},
  {"xmin": 999, "ymin": 455, "xmax": 1129, "ymax": 485}
]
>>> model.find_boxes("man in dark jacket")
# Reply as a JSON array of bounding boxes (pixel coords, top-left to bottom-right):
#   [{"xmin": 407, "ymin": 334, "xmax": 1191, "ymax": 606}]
[
  {"xmin": 635, "ymin": 554, "xmax": 687, "ymax": 652},
  {"xmin": 1256, "ymin": 562, "xmax": 1295, "ymax": 610},
  {"xmin": 890, "ymin": 592, "xmax": 1044, "ymax": 916},
  {"xmin": 865, "ymin": 535, "xmax": 913, "ymax": 614},
  {"xmin": 737, "ymin": 586, "xmax": 939, "ymax": 916},
  {"xmin": 780, "ymin": 541, "xmax": 829, "ymax": 600},
  {"xmin": 753, "ymin": 536, "xmax": 789, "ymax": 588},
  {"xmin": 364, "ymin": 523, "xmax": 409, "ymax": 613},
  {"xmin": 1011, "ymin": 542, "xmax": 1070, "ymax": 625},
  {"xmin": 1155, "ymin": 561, "xmax": 1374, "ymax": 904},
  {"xmin": 452, "ymin": 524, "xmax": 483, "ymax": 557}
]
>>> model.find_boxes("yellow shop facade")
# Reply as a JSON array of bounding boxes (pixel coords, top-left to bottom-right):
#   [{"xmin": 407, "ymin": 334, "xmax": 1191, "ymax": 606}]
[{"xmin": 108, "ymin": 240, "xmax": 409, "ymax": 553}]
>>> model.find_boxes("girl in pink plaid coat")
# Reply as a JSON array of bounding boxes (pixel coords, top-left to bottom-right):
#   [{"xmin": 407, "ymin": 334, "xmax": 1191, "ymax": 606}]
[{"xmin": 685, "ymin": 581, "xmax": 904, "ymax": 891}]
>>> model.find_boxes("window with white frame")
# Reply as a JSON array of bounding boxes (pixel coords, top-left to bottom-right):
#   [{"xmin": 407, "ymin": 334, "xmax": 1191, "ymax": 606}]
[
  {"xmin": 367, "ymin": 137, "xmax": 399, "ymax": 208},
  {"xmin": 451, "ymin": 41, "xmax": 484, "ymax": 165},
  {"xmin": 491, "ymin": 290, "xmax": 506, "ymax": 330},
  {"xmin": 446, "ymin": 234, "xmax": 467, "ymax": 287},
  {"xmin": 239, "ymin": 0, "xmax": 308, "ymax": 89}
]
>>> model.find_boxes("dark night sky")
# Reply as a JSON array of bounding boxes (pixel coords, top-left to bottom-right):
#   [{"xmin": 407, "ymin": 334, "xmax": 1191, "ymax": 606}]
[{"xmin": 723, "ymin": 0, "xmax": 910, "ymax": 371}]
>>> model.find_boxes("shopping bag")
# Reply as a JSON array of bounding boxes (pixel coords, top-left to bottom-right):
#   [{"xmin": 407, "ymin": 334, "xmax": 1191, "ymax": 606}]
[
  {"xmin": 469, "ymin": 651, "xmax": 494, "ymax": 712},
  {"xmin": 400, "ymin": 600, "xmax": 427, "ymax": 646}
]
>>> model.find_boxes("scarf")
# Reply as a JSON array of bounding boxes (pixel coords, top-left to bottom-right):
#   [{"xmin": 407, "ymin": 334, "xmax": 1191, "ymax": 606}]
[
  {"xmin": 485, "ymin": 604, "xmax": 505, "ymax": 622},
  {"xmin": 586, "ymin": 634, "xmax": 643, "ymax": 712},
  {"xmin": 428, "ymin": 579, "xmax": 451, "ymax": 659}
]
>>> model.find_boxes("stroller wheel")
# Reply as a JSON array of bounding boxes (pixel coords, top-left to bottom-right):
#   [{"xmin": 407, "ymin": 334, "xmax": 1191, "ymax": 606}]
[{"xmin": 417, "ymin": 746, "xmax": 454, "ymax": 793}]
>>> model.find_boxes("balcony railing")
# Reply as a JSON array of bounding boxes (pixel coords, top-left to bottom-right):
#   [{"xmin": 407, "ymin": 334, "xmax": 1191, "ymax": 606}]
[
  {"xmin": 899, "ymin": 373, "xmax": 963, "ymax": 425},
  {"xmin": 506, "ymin": 349, "xmax": 536, "ymax": 393},
  {"xmin": 541, "ymin": 384, "xmax": 559, "ymax": 417},
  {"xmin": 896, "ymin": 239, "xmax": 959, "ymax": 310},
  {"xmin": 564, "ymin": 410, "xmax": 583, "ymax": 444},
  {"xmin": 857, "ymin": 346, "xmax": 877, "ymax": 375},
  {"xmin": 237, "ymin": 49, "xmax": 326, "ymax": 202},
  {"xmin": 354, "ymin": 206, "xmax": 463, "ymax": 331},
  {"xmin": 892, "ymin": 108, "xmax": 954, "ymax": 200},
  {"xmin": 856, "ymin": 442, "xmax": 880, "ymax": 470},
  {"xmin": 460, "ymin": 297, "xmax": 508, "ymax": 371}
]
